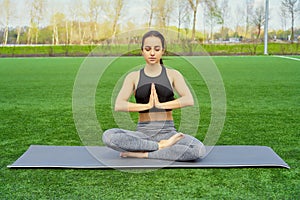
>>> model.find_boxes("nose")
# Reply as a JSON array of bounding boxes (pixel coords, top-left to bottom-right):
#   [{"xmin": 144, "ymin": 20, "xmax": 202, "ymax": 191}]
[{"xmin": 150, "ymin": 49, "xmax": 155, "ymax": 56}]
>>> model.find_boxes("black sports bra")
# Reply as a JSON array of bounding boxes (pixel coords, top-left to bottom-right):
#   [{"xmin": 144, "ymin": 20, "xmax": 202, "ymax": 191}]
[{"xmin": 135, "ymin": 65, "xmax": 175, "ymax": 113}]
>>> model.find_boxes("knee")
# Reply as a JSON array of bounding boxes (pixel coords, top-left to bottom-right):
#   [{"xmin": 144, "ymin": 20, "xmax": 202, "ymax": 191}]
[
  {"xmin": 191, "ymin": 142, "xmax": 206, "ymax": 160},
  {"xmin": 102, "ymin": 128, "xmax": 120, "ymax": 145},
  {"xmin": 196, "ymin": 143, "xmax": 206, "ymax": 158}
]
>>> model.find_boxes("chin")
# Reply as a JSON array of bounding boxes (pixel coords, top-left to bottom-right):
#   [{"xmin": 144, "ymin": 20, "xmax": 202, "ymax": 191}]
[{"xmin": 148, "ymin": 60, "xmax": 158, "ymax": 64}]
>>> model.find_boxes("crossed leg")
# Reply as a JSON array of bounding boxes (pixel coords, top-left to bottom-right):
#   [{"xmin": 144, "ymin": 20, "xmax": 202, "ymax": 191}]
[
  {"xmin": 103, "ymin": 128, "xmax": 205, "ymax": 161},
  {"xmin": 120, "ymin": 133, "xmax": 184, "ymax": 158}
]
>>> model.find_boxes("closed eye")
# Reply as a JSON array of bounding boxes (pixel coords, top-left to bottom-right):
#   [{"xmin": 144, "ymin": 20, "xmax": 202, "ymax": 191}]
[
  {"xmin": 144, "ymin": 46, "xmax": 162, "ymax": 52},
  {"xmin": 144, "ymin": 46, "xmax": 151, "ymax": 51}
]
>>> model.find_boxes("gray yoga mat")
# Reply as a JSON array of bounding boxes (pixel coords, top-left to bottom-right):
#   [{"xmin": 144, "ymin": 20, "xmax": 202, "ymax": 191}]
[{"xmin": 7, "ymin": 145, "xmax": 290, "ymax": 169}]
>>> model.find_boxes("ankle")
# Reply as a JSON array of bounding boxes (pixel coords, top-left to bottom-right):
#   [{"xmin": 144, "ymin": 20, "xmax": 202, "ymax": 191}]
[{"xmin": 158, "ymin": 141, "xmax": 164, "ymax": 150}]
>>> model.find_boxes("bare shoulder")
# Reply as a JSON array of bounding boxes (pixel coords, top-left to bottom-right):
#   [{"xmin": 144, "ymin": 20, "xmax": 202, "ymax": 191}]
[
  {"xmin": 127, "ymin": 70, "xmax": 139, "ymax": 77},
  {"xmin": 166, "ymin": 68, "xmax": 184, "ymax": 79},
  {"xmin": 125, "ymin": 70, "xmax": 139, "ymax": 81},
  {"xmin": 123, "ymin": 70, "xmax": 140, "ymax": 89}
]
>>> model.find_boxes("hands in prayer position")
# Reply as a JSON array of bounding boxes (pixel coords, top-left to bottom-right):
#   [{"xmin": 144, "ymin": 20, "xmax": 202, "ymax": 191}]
[{"xmin": 148, "ymin": 83, "xmax": 161, "ymax": 110}]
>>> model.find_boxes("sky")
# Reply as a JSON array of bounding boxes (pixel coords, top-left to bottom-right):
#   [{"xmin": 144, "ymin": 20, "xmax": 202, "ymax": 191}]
[
  {"xmin": 4, "ymin": 0, "xmax": 299, "ymax": 31},
  {"xmin": 97, "ymin": 0, "xmax": 294, "ymax": 30}
]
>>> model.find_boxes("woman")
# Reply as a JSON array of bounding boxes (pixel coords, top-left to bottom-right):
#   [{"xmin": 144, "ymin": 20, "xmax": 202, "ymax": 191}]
[{"xmin": 102, "ymin": 30, "xmax": 206, "ymax": 161}]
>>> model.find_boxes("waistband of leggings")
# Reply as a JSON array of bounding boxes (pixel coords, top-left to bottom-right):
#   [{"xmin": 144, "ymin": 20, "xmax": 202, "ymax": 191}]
[
  {"xmin": 138, "ymin": 120, "xmax": 174, "ymax": 125},
  {"xmin": 137, "ymin": 120, "xmax": 174, "ymax": 126}
]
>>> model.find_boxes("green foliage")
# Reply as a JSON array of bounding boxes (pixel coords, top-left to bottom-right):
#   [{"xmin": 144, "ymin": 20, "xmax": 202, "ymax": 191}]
[
  {"xmin": 0, "ymin": 43, "xmax": 299, "ymax": 57},
  {"xmin": 0, "ymin": 56, "xmax": 299, "ymax": 199}
]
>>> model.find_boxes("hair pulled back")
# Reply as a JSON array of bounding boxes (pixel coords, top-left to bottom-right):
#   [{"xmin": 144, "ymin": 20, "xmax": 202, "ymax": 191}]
[{"xmin": 141, "ymin": 30, "xmax": 165, "ymax": 64}]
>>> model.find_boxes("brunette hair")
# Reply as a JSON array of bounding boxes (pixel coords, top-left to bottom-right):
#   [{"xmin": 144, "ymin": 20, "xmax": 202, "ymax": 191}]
[{"xmin": 141, "ymin": 30, "xmax": 165, "ymax": 64}]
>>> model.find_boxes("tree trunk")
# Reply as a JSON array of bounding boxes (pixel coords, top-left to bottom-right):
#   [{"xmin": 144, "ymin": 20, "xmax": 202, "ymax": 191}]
[
  {"xmin": 257, "ymin": 24, "xmax": 261, "ymax": 39},
  {"xmin": 55, "ymin": 26, "xmax": 59, "ymax": 45},
  {"xmin": 3, "ymin": 26, "xmax": 8, "ymax": 45},
  {"xmin": 52, "ymin": 25, "xmax": 55, "ymax": 45},
  {"xmin": 177, "ymin": 18, "xmax": 181, "ymax": 41},
  {"xmin": 148, "ymin": 9, "xmax": 153, "ymax": 28},
  {"xmin": 27, "ymin": 28, "xmax": 32, "ymax": 45},
  {"xmin": 191, "ymin": 9, "xmax": 196, "ymax": 41},
  {"xmin": 188, "ymin": 0, "xmax": 199, "ymax": 41},
  {"xmin": 291, "ymin": 10, "xmax": 294, "ymax": 43},
  {"xmin": 66, "ymin": 21, "xmax": 69, "ymax": 44},
  {"xmin": 111, "ymin": 0, "xmax": 123, "ymax": 43},
  {"xmin": 35, "ymin": 31, "xmax": 39, "ymax": 44},
  {"xmin": 70, "ymin": 21, "xmax": 73, "ymax": 45},
  {"xmin": 16, "ymin": 26, "xmax": 21, "ymax": 44},
  {"xmin": 93, "ymin": 22, "xmax": 97, "ymax": 43},
  {"xmin": 78, "ymin": 21, "xmax": 83, "ymax": 45}
]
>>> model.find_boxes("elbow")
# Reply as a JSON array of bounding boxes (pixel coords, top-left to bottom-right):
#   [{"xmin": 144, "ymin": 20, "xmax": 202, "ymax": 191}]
[
  {"xmin": 114, "ymin": 105, "xmax": 123, "ymax": 112},
  {"xmin": 185, "ymin": 97, "xmax": 194, "ymax": 107},
  {"xmin": 114, "ymin": 99, "xmax": 124, "ymax": 111},
  {"xmin": 188, "ymin": 99, "xmax": 194, "ymax": 107},
  {"xmin": 179, "ymin": 96, "xmax": 194, "ymax": 107},
  {"xmin": 114, "ymin": 101, "xmax": 129, "ymax": 112},
  {"xmin": 114, "ymin": 106, "xmax": 120, "ymax": 112},
  {"xmin": 114, "ymin": 103, "xmax": 122, "ymax": 112}
]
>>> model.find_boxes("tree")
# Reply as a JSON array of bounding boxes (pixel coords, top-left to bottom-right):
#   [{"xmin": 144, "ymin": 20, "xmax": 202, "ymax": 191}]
[
  {"xmin": 110, "ymin": 0, "xmax": 124, "ymax": 41},
  {"xmin": 204, "ymin": 0, "xmax": 223, "ymax": 41},
  {"xmin": 156, "ymin": 0, "xmax": 174, "ymax": 28},
  {"xmin": 144, "ymin": 0, "xmax": 174, "ymax": 29},
  {"xmin": 1, "ymin": 0, "xmax": 12, "ymax": 45},
  {"xmin": 281, "ymin": 0, "xmax": 300, "ymax": 42},
  {"xmin": 146, "ymin": 0, "xmax": 155, "ymax": 28},
  {"xmin": 27, "ymin": 0, "xmax": 46, "ymax": 44},
  {"xmin": 88, "ymin": 0, "xmax": 103, "ymax": 43},
  {"xmin": 244, "ymin": 0, "xmax": 254, "ymax": 39},
  {"xmin": 280, "ymin": 3, "xmax": 288, "ymax": 32},
  {"xmin": 76, "ymin": 0, "xmax": 88, "ymax": 44},
  {"xmin": 14, "ymin": 2, "xmax": 29, "ymax": 44},
  {"xmin": 232, "ymin": 3, "xmax": 243, "ymax": 39},
  {"xmin": 218, "ymin": 0, "xmax": 229, "ymax": 40},
  {"xmin": 188, "ymin": 0, "xmax": 201, "ymax": 40},
  {"xmin": 251, "ymin": 3, "xmax": 265, "ymax": 39},
  {"xmin": 156, "ymin": 0, "xmax": 167, "ymax": 28},
  {"xmin": 175, "ymin": 0, "xmax": 190, "ymax": 40},
  {"xmin": 50, "ymin": 12, "xmax": 66, "ymax": 45},
  {"xmin": 68, "ymin": 0, "xmax": 82, "ymax": 44}
]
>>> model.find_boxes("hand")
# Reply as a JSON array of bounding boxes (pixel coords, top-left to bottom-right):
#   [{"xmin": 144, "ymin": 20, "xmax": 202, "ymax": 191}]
[
  {"xmin": 147, "ymin": 83, "xmax": 155, "ymax": 109},
  {"xmin": 158, "ymin": 133, "xmax": 184, "ymax": 150},
  {"xmin": 152, "ymin": 83, "xmax": 161, "ymax": 107},
  {"xmin": 148, "ymin": 83, "xmax": 161, "ymax": 109}
]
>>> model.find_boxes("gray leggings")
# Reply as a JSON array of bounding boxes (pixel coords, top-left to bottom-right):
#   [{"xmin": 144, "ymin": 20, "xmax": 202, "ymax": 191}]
[{"xmin": 102, "ymin": 121, "xmax": 206, "ymax": 161}]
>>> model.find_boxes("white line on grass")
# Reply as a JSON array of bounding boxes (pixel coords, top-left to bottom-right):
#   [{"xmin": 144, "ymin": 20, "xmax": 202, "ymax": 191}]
[{"xmin": 273, "ymin": 55, "xmax": 300, "ymax": 62}]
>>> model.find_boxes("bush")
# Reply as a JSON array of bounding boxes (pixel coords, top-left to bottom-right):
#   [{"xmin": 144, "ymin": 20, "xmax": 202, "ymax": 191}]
[{"xmin": 0, "ymin": 43, "xmax": 299, "ymax": 57}]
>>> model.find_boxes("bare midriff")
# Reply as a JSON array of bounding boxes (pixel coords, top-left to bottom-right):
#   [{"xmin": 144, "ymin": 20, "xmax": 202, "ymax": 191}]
[{"xmin": 138, "ymin": 111, "xmax": 173, "ymax": 122}]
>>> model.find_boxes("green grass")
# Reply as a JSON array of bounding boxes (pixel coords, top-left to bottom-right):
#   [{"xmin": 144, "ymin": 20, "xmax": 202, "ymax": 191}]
[
  {"xmin": 1, "ymin": 42, "xmax": 299, "ymax": 57},
  {"xmin": 0, "ymin": 56, "xmax": 299, "ymax": 199}
]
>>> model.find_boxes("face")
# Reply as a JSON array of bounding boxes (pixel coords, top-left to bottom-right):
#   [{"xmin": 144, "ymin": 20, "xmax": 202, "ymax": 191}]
[{"xmin": 141, "ymin": 36, "xmax": 165, "ymax": 65}]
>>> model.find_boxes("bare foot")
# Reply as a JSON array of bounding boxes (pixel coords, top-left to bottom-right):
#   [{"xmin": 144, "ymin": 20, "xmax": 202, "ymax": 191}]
[
  {"xmin": 120, "ymin": 152, "xmax": 148, "ymax": 159},
  {"xmin": 158, "ymin": 133, "xmax": 184, "ymax": 150}
]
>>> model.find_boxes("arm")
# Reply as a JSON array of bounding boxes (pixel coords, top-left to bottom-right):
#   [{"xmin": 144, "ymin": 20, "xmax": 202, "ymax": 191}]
[
  {"xmin": 114, "ymin": 72, "xmax": 153, "ymax": 112},
  {"xmin": 154, "ymin": 69, "xmax": 194, "ymax": 110}
]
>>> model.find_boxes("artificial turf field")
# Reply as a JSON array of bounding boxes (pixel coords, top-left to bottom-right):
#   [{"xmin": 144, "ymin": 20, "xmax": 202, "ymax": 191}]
[{"xmin": 0, "ymin": 56, "xmax": 299, "ymax": 199}]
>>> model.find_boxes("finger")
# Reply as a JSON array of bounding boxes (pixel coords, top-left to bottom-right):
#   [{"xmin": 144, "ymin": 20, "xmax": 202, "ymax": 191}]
[
  {"xmin": 150, "ymin": 86, "xmax": 154, "ymax": 99},
  {"xmin": 153, "ymin": 92, "xmax": 160, "ymax": 107},
  {"xmin": 154, "ymin": 90, "xmax": 159, "ymax": 100},
  {"xmin": 149, "ymin": 89, "xmax": 153, "ymax": 101},
  {"xmin": 148, "ymin": 86, "xmax": 154, "ymax": 107},
  {"xmin": 152, "ymin": 84, "xmax": 158, "ymax": 96},
  {"xmin": 151, "ymin": 83, "xmax": 155, "ymax": 91},
  {"xmin": 150, "ymin": 83, "xmax": 154, "ymax": 95}
]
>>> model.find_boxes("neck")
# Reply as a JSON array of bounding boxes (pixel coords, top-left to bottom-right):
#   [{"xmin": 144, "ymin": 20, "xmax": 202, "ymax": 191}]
[
  {"xmin": 145, "ymin": 63, "xmax": 161, "ymax": 69},
  {"xmin": 144, "ymin": 63, "xmax": 162, "ymax": 77}
]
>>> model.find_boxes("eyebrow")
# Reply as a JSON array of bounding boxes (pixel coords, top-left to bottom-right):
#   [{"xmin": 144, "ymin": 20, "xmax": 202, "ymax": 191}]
[{"xmin": 144, "ymin": 45, "xmax": 161, "ymax": 48}]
